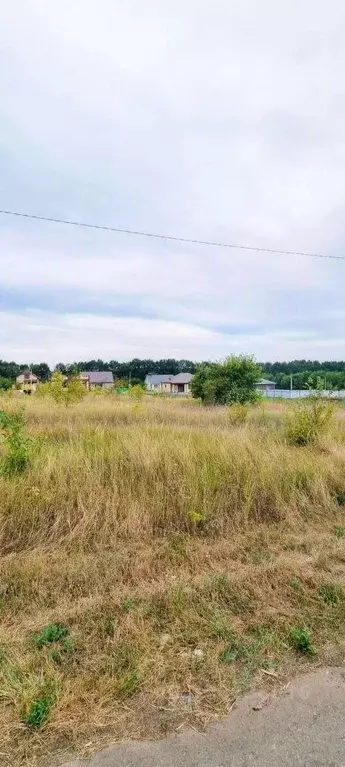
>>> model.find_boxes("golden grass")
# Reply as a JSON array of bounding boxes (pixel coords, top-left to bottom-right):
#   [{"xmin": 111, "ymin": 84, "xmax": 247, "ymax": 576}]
[{"xmin": 1, "ymin": 394, "xmax": 345, "ymax": 766}]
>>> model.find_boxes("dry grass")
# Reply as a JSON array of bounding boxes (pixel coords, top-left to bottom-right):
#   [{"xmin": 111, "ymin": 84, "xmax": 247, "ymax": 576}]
[{"xmin": 1, "ymin": 394, "xmax": 345, "ymax": 766}]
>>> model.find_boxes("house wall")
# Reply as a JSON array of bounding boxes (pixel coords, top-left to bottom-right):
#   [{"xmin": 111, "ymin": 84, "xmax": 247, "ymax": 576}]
[
  {"xmin": 92, "ymin": 382, "xmax": 113, "ymax": 389},
  {"xmin": 171, "ymin": 382, "xmax": 191, "ymax": 394}
]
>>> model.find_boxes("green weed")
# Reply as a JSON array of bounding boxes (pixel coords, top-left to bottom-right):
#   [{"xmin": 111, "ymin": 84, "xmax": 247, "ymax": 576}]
[
  {"xmin": 334, "ymin": 526, "xmax": 345, "ymax": 538},
  {"xmin": 289, "ymin": 626, "xmax": 316, "ymax": 655},
  {"xmin": 22, "ymin": 695, "xmax": 53, "ymax": 729},
  {"xmin": 119, "ymin": 671, "xmax": 140, "ymax": 695},
  {"xmin": 318, "ymin": 583, "xmax": 344, "ymax": 606},
  {"xmin": 0, "ymin": 408, "xmax": 31, "ymax": 476},
  {"xmin": 289, "ymin": 577, "xmax": 302, "ymax": 591},
  {"xmin": 32, "ymin": 623, "xmax": 69, "ymax": 648},
  {"xmin": 121, "ymin": 597, "xmax": 136, "ymax": 613}
]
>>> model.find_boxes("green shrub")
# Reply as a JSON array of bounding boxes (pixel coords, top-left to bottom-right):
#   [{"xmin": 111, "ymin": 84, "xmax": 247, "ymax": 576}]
[
  {"xmin": 335, "ymin": 526, "xmax": 345, "ymax": 538},
  {"xmin": 22, "ymin": 695, "xmax": 53, "ymax": 729},
  {"xmin": 289, "ymin": 626, "xmax": 316, "ymax": 654},
  {"xmin": 0, "ymin": 408, "xmax": 31, "ymax": 476},
  {"xmin": 38, "ymin": 372, "xmax": 86, "ymax": 407},
  {"xmin": 192, "ymin": 355, "xmax": 260, "ymax": 405},
  {"xmin": 285, "ymin": 396, "xmax": 334, "ymax": 446},
  {"xmin": 32, "ymin": 623, "xmax": 69, "ymax": 648}
]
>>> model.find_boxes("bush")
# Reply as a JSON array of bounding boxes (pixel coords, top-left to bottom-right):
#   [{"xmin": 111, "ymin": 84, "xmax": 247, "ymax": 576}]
[
  {"xmin": 0, "ymin": 377, "xmax": 13, "ymax": 391},
  {"xmin": 38, "ymin": 372, "xmax": 86, "ymax": 407},
  {"xmin": 129, "ymin": 384, "xmax": 145, "ymax": 401},
  {"xmin": 285, "ymin": 395, "xmax": 334, "ymax": 446},
  {"xmin": 0, "ymin": 408, "xmax": 31, "ymax": 476},
  {"xmin": 191, "ymin": 355, "xmax": 260, "ymax": 405},
  {"xmin": 228, "ymin": 403, "xmax": 249, "ymax": 425}
]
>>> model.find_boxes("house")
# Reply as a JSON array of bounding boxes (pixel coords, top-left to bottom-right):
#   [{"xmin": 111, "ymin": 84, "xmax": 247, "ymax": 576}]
[
  {"xmin": 80, "ymin": 371, "xmax": 114, "ymax": 390},
  {"xmin": 145, "ymin": 374, "xmax": 174, "ymax": 392},
  {"xmin": 170, "ymin": 372, "xmax": 193, "ymax": 394},
  {"xmin": 255, "ymin": 378, "xmax": 276, "ymax": 393},
  {"xmin": 145, "ymin": 373, "xmax": 193, "ymax": 395},
  {"xmin": 16, "ymin": 371, "xmax": 40, "ymax": 393}
]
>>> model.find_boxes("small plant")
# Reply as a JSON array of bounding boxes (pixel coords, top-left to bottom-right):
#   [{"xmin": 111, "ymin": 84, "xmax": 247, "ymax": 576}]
[
  {"xmin": 187, "ymin": 509, "xmax": 204, "ymax": 525},
  {"xmin": 22, "ymin": 694, "xmax": 53, "ymax": 729},
  {"xmin": 335, "ymin": 492, "xmax": 345, "ymax": 507},
  {"xmin": 318, "ymin": 583, "xmax": 344, "ymax": 606},
  {"xmin": 335, "ymin": 526, "xmax": 345, "ymax": 538},
  {"xmin": 0, "ymin": 408, "xmax": 31, "ymax": 476},
  {"xmin": 129, "ymin": 384, "xmax": 145, "ymax": 401},
  {"xmin": 218, "ymin": 632, "xmax": 250, "ymax": 664},
  {"xmin": 119, "ymin": 671, "xmax": 140, "ymax": 695},
  {"xmin": 285, "ymin": 382, "xmax": 334, "ymax": 446},
  {"xmin": 289, "ymin": 577, "xmax": 302, "ymax": 591},
  {"xmin": 289, "ymin": 626, "xmax": 316, "ymax": 655},
  {"xmin": 32, "ymin": 623, "xmax": 69, "ymax": 649},
  {"xmin": 219, "ymin": 642, "xmax": 240, "ymax": 664},
  {"xmin": 228, "ymin": 402, "xmax": 249, "ymax": 426},
  {"xmin": 121, "ymin": 597, "xmax": 135, "ymax": 613}
]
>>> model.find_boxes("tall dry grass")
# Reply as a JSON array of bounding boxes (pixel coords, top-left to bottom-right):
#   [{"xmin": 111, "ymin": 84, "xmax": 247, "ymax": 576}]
[{"xmin": 1, "ymin": 394, "xmax": 345, "ymax": 765}]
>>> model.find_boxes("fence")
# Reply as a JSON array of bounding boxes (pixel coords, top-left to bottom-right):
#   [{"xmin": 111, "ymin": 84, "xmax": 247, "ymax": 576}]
[{"xmin": 262, "ymin": 389, "xmax": 345, "ymax": 400}]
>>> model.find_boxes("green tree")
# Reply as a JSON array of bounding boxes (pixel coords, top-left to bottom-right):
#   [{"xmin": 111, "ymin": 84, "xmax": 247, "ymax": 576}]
[
  {"xmin": 191, "ymin": 355, "xmax": 260, "ymax": 405},
  {"xmin": 31, "ymin": 363, "xmax": 51, "ymax": 381},
  {"xmin": 38, "ymin": 372, "xmax": 86, "ymax": 406},
  {"xmin": 0, "ymin": 377, "xmax": 12, "ymax": 391}
]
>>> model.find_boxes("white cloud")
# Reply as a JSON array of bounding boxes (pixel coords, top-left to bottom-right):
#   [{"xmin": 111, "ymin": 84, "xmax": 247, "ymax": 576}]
[
  {"xmin": 2, "ymin": 309, "xmax": 345, "ymax": 366},
  {"xmin": 1, "ymin": 1, "xmax": 345, "ymax": 361}
]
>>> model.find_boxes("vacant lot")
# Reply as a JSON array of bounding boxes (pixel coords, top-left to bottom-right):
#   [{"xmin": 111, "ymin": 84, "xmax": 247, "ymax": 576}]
[{"xmin": 1, "ymin": 394, "xmax": 345, "ymax": 766}]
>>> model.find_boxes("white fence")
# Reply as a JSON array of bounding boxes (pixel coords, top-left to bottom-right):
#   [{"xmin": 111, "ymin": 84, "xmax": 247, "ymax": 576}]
[{"xmin": 262, "ymin": 389, "xmax": 345, "ymax": 400}]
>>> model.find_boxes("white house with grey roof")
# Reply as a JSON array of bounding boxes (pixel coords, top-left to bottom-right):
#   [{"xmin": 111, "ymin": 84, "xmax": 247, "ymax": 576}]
[{"xmin": 145, "ymin": 373, "xmax": 193, "ymax": 395}]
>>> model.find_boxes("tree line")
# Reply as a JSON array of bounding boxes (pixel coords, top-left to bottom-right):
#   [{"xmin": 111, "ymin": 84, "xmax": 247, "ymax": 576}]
[{"xmin": 1, "ymin": 358, "xmax": 345, "ymax": 391}]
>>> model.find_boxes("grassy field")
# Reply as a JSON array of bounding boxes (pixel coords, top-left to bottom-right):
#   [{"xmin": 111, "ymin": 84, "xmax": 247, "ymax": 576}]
[{"xmin": 1, "ymin": 393, "xmax": 345, "ymax": 766}]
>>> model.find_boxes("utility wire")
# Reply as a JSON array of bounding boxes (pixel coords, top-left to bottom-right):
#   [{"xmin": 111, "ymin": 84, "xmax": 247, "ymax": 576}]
[{"xmin": 0, "ymin": 208, "xmax": 344, "ymax": 261}]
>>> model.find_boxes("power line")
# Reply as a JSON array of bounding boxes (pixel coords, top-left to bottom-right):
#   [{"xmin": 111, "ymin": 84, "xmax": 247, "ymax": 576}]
[{"xmin": 0, "ymin": 207, "xmax": 344, "ymax": 261}]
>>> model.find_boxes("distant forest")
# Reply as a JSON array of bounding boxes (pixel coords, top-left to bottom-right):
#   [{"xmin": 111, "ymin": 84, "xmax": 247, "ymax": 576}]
[{"xmin": 1, "ymin": 358, "xmax": 345, "ymax": 390}]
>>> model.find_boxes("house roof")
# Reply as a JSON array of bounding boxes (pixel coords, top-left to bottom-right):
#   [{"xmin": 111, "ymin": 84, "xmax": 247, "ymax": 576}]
[
  {"xmin": 82, "ymin": 371, "xmax": 114, "ymax": 384},
  {"xmin": 256, "ymin": 378, "xmax": 276, "ymax": 386},
  {"xmin": 171, "ymin": 373, "xmax": 193, "ymax": 384},
  {"xmin": 16, "ymin": 372, "xmax": 39, "ymax": 383},
  {"xmin": 145, "ymin": 374, "xmax": 173, "ymax": 385}
]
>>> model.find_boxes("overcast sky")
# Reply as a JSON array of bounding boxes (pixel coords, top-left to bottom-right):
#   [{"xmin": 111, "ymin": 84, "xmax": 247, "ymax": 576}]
[{"xmin": 1, "ymin": 1, "xmax": 345, "ymax": 364}]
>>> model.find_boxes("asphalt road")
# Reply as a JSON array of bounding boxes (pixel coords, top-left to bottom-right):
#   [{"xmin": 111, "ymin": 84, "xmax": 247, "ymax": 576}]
[{"xmin": 63, "ymin": 667, "xmax": 345, "ymax": 767}]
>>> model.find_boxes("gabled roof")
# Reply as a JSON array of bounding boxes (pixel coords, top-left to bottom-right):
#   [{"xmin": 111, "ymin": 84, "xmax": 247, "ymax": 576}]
[
  {"xmin": 82, "ymin": 371, "xmax": 114, "ymax": 384},
  {"xmin": 145, "ymin": 374, "xmax": 173, "ymax": 385},
  {"xmin": 171, "ymin": 373, "xmax": 193, "ymax": 384},
  {"xmin": 256, "ymin": 378, "xmax": 276, "ymax": 385},
  {"xmin": 16, "ymin": 372, "xmax": 39, "ymax": 382}
]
